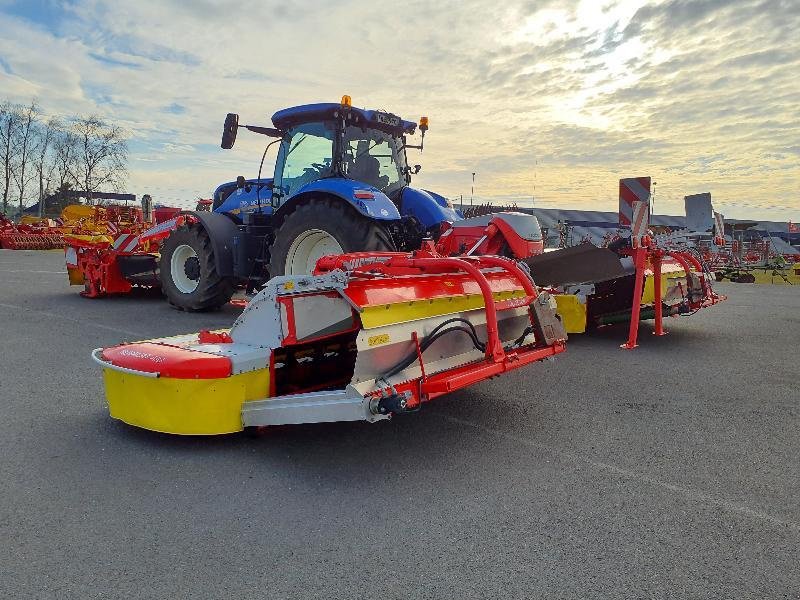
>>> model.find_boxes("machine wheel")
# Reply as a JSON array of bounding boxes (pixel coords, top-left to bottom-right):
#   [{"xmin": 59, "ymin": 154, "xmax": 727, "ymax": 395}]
[
  {"xmin": 159, "ymin": 224, "xmax": 235, "ymax": 311},
  {"xmin": 735, "ymin": 273, "xmax": 756, "ymax": 283},
  {"xmin": 268, "ymin": 198, "xmax": 395, "ymax": 276},
  {"xmin": 714, "ymin": 271, "xmax": 726, "ymax": 281}
]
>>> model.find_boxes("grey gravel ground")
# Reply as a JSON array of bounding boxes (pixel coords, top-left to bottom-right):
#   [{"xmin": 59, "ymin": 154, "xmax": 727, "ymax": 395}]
[{"xmin": 0, "ymin": 249, "xmax": 798, "ymax": 600}]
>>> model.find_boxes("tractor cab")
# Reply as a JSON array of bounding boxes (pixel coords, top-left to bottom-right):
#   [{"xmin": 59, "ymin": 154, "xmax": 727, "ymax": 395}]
[
  {"xmin": 269, "ymin": 99, "xmax": 421, "ymax": 205},
  {"xmin": 214, "ymin": 97, "xmax": 436, "ymax": 222},
  {"xmin": 190, "ymin": 96, "xmax": 461, "ymax": 304}
]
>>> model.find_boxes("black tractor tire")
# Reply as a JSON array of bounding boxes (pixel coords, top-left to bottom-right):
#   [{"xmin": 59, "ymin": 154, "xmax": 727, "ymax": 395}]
[
  {"xmin": 268, "ymin": 197, "xmax": 395, "ymax": 277},
  {"xmin": 159, "ymin": 223, "xmax": 236, "ymax": 311},
  {"xmin": 735, "ymin": 273, "xmax": 756, "ymax": 284},
  {"xmin": 714, "ymin": 271, "xmax": 726, "ymax": 282}
]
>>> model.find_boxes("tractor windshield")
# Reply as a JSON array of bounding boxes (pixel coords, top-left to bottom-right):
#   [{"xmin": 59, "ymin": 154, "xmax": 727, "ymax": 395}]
[
  {"xmin": 274, "ymin": 122, "xmax": 335, "ymax": 198},
  {"xmin": 341, "ymin": 126, "xmax": 407, "ymax": 193},
  {"xmin": 273, "ymin": 121, "xmax": 409, "ymax": 200}
]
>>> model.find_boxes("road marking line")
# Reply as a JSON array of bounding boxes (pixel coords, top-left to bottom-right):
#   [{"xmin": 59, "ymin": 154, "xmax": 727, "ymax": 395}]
[
  {"xmin": 0, "ymin": 301, "xmax": 143, "ymax": 337},
  {"xmin": 0, "ymin": 269, "xmax": 67, "ymax": 274},
  {"xmin": 435, "ymin": 413, "xmax": 800, "ymax": 533}
]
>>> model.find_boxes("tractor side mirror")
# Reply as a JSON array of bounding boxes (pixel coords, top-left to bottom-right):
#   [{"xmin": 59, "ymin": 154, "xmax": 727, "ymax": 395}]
[
  {"xmin": 413, "ymin": 164, "xmax": 422, "ymax": 174},
  {"xmin": 221, "ymin": 113, "xmax": 239, "ymax": 149}
]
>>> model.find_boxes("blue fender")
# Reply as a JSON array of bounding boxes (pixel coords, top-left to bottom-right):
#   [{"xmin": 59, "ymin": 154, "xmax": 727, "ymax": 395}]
[
  {"xmin": 282, "ymin": 178, "xmax": 401, "ymax": 221},
  {"xmin": 399, "ymin": 187, "xmax": 462, "ymax": 229}
]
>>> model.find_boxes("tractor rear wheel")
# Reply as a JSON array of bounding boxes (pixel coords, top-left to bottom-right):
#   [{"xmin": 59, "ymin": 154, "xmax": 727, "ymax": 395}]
[
  {"xmin": 268, "ymin": 198, "xmax": 395, "ymax": 277},
  {"xmin": 159, "ymin": 224, "xmax": 235, "ymax": 311}
]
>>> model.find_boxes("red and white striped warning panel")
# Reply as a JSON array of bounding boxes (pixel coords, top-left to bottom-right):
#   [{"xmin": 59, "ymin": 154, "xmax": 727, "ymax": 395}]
[
  {"xmin": 714, "ymin": 212, "xmax": 725, "ymax": 238},
  {"xmin": 619, "ymin": 177, "xmax": 651, "ymax": 226},
  {"xmin": 139, "ymin": 216, "xmax": 179, "ymax": 244},
  {"xmin": 112, "ymin": 233, "xmax": 141, "ymax": 253},
  {"xmin": 65, "ymin": 246, "xmax": 78, "ymax": 268},
  {"xmin": 631, "ymin": 200, "xmax": 649, "ymax": 241}
]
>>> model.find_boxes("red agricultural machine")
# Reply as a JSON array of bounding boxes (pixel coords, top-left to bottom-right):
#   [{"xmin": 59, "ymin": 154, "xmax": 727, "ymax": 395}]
[
  {"xmin": 523, "ymin": 179, "xmax": 726, "ymax": 345},
  {"xmin": 693, "ymin": 210, "xmax": 799, "ymax": 284},
  {"xmin": 64, "ymin": 203, "xmax": 182, "ymax": 296},
  {"xmin": 0, "ymin": 213, "xmax": 64, "ymax": 250},
  {"xmin": 92, "ymin": 249, "xmax": 567, "ymax": 434}
]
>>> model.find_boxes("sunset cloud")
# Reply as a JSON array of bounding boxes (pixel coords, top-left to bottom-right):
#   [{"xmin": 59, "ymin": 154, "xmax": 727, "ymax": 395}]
[{"xmin": 0, "ymin": 0, "xmax": 797, "ymax": 219}]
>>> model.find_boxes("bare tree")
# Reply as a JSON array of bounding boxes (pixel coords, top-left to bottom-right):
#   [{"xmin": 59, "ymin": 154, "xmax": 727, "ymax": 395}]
[
  {"xmin": 33, "ymin": 116, "xmax": 61, "ymax": 217},
  {"xmin": 0, "ymin": 102, "xmax": 19, "ymax": 214},
  {"xmin": 53, "ymin": 128, "xmax": 78, "ymax": 193},
  {"xmin": 1, "ymin": 101, "xmax": 130, "ymax": 214},
  {"xmin": 11, "ymin": 101, "xmax": 40, "ymax": 215},
  {"xmin": 71, "ymin": 115, "xmax": 128, "ymax": 203}
]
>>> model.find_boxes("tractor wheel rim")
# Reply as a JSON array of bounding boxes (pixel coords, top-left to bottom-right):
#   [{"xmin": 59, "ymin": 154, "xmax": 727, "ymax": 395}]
[
  {"xmin": 285, "ymin": 229, "xmax": 343, "ymax": 275},
  {"xmin": 171, "ymin": 243, "xmax": 200, "ymax": 294}
]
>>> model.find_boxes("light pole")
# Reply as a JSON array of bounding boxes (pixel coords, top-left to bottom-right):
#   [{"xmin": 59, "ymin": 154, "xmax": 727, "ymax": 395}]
[
  {"xmin": 471, "ymin": 172, "xmax": 476, "ymax": 206},
  {"xmin": 651, "ymin": 181, "xmax": 657, "ymax": 214}
]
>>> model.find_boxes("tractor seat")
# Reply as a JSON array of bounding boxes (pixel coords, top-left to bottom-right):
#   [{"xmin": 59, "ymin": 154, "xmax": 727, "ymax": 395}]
[{"xmin": 351, "ymin": 154, "xmax": 381, "ymax": 187}]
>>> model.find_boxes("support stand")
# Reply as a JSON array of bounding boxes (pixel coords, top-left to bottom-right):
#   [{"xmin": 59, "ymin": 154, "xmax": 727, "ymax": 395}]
[
  {"xmin": 652, "ymin": 249, "xmax": 667, "ymax": 337},
  {"xmin": 620, "ymin": 244, "xmax": 646, "ymax": 350}
]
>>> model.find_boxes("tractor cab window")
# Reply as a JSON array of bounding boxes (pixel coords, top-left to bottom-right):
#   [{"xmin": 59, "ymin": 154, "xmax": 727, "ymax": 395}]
[
  {"xmin": 274, "ymin": 122, "xmax": 335, "ymax": 199},
  {"xmin": 342, "ymin": 127, "xmax": 405, "ymax": 193}
]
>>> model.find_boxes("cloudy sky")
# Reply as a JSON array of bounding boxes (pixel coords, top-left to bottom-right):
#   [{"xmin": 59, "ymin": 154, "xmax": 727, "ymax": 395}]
[{"xmin": 0, "ymin": 0, "xmax": 797, "ymax": 220}]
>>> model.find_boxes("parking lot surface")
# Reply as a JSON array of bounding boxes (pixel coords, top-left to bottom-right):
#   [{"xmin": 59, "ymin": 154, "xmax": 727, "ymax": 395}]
[{"xmin": 1, "ymin": 249, "xmax": 798, "ymax": 599}]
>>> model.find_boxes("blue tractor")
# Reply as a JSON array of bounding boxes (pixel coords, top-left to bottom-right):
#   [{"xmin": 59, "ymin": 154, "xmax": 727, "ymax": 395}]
[{"xmin": 158, "ymin": 97, "xmax": 513, "ymax": 310}]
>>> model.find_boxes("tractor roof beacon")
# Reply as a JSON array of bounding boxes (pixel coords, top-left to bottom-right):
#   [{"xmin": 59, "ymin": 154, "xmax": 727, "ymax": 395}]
[{"xmin": 156, "ymin": 96, "xmax": 542, "ymax": 312}]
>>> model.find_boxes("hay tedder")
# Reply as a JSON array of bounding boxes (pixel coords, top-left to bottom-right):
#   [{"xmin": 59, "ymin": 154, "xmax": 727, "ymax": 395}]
[{"xmin": 92, "ymin": 250, "xmax": 567, "ymax": 434}]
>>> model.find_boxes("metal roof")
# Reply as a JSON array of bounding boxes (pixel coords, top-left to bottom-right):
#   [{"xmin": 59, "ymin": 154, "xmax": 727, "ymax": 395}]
[
  {"xmin": 510, "ymin": 207, "xmax": 800, "ymax": 253},
  {"xmin": 271, "ymin": 103, "xmax": 417, "ymax": 135}
]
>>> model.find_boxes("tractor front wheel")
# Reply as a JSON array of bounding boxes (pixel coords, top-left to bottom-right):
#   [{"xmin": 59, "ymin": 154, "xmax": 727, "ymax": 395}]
[
  {"xmin": 159, "ymin": 224, "xmax": 235, "ymax": 311},
  {"xmin": 268, "ymin": 198, "xmax": 395, "ymax": 277}
]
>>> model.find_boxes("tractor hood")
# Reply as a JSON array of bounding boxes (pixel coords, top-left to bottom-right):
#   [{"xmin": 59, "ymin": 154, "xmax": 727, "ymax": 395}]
[
  {"xmin": 213, "ymin": 178, "xmax": 273, "ymax": 217},
  {"xmin": 271, "ymin": 103, "xmax": 417, "ymax": 136}
]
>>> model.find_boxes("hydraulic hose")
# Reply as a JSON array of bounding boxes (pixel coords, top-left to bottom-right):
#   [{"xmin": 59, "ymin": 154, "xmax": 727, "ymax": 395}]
[{"xmin": 379, "ymin": 318, "xmax": 486, "ymax": 382}]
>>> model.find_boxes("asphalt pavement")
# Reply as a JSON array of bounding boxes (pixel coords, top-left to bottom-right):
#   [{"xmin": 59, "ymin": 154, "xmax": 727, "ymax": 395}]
[{"xmin": 1, "ymin": 249, "xmax": 798, "ymax": 599}]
